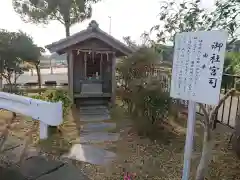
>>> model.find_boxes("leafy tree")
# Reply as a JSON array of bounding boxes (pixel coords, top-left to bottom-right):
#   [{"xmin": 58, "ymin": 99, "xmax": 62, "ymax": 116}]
[
  {"xmin": 13, "ymin": 0, "xmax": 101, "ymax": 86},
  {"xmin": 0, "ymin": 30, "xmax": 42, "ymax": 92},
  {"xmin": 13, "ymin": 0, "xmax": 101, "ymax": 37},
  {"xmin": 211, "ymin": 0, "xmax": 240, "ymax": 40},
  {"xmin": 12, "ymin": 31, "xmax": 44, "ymax": 88},
  {"xmin": 151, "ymin": 0, "xmax": 212, "ymax": 43},
  {"xmin": 220, "ymin": 52, "xmax": 240, "ymax": 89},
  {"xmin": 123, "ymin": 35, "xmax": 173, "ymax": 68},
  {"xmin": 123, "ymin": 36, "xmax": 138, "ymax": 49},
  {"xmin": 149, "ymin": 0, "xmax": 240, "ymax": 179},
  {"xmin": 212, "ymin": 0, "xmax": 240, "ymax": 77},
  {"xmin": 151, "ymin": 0, "xmax": 238, "ymax": 44},
  {"xmin": 224, "ymin": 52, "xmax": 240, "ymax": 75},
  {"xmin": 0, "ymin": 30, "xmax": 25, "ymax": 92}
]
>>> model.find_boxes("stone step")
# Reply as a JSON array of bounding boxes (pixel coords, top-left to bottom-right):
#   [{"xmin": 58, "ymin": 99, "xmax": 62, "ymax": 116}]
[
  {"xmin": 63, "ymin": 144, "xmax": 116, "ymax": 165},
  {"xmin": 79, "ymin": 109, "xmax": 109, "ymax": 115},
  {"xmin": 80, "ymin": 132, "xmax": 120, "ymax": 144},
  {"xmin": 79, "ymin": 105, "xmax": 108, "ymax": 110},
  {"xmin": 80, "ymin": 114, "xmax": 110, "ymax": 122},
  {"xmin": 80, "ymin": 107, "xmax": 109, "ymax": 112},
  {"xmin": 81, "ymin": 122, "xmax": 116, "ymax": 132},
  {"xmin": 80, "ymin": 112, "xmax": 109, "ymax": 116},
  {"xmin": 78, "ymin": 100, "xmax": 108, "ymax": 106}
]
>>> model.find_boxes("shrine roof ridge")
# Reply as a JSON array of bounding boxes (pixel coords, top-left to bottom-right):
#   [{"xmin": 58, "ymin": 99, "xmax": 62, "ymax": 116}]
[{"xmin": 45, "ymin": 20, "xmax": 135, "ymax": 56}]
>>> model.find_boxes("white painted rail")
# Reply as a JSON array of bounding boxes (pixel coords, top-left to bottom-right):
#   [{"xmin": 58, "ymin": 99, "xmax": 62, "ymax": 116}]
[{"xmin": 0, "ymin": 92, "xmax": 63, "ymax": 139}]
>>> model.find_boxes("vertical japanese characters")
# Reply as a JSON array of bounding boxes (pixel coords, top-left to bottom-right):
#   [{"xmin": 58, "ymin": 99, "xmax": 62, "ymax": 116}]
[
  {"xmin": 170, "ymin": 30, "xmax": 227, "ymax": 105},
  {"xmin": 194, "ymin": 38, "xmax": 202, "ymax": 96},
  {"xmin": 186, "ymin": 37, "xmax": 191, "ymax": 94},
  {"xmin": 207, "ymin": 42, "xmax": 223, "ymax": 88},
  {"xmin": 175, "ymin": 37, "xmax": 181, "ymax": 96},
  {"xmin": 189, "ymin": 37, "xmax": 201, "ymax": 97},
  {"xmin": 173, "ymin": 34, "xmax": 186, "ymax": 97}
]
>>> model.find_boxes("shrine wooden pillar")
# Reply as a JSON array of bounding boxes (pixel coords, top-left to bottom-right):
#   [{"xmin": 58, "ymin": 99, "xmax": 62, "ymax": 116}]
[
  {"xmin": 111, "ymin": 52, "xmax": 116, "ymax": 105},
  {"xmin": 84, "ymin": 52, "xmax": 87, "ymax": 79},
  {"xmin": 100, "ymin": 53, "xmax": 103, "ymax": 80},
  {"xmin": 68, "ymin": 50, "xmax": 74, "ymax": 100}
]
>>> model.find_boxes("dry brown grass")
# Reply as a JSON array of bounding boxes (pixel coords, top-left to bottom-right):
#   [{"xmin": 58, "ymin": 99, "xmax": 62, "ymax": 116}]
[
  {"xmin": 0, "ymin": 106, "xmax": 80, "ymax": 159},
  {"xmin": 78, "ymin": 107, "xmax": 240, "ymax": 180}
]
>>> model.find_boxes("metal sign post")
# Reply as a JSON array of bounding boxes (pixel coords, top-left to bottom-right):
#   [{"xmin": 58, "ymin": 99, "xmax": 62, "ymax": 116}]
[{"xmin": 181, "ymin": 100, "xmax": 196, "ymax": 180}]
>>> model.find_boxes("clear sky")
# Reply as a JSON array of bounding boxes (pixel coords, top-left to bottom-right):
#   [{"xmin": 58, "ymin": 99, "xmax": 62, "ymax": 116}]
[{"xmin": 0, "ymin": 0, "xmax": 213, "ymax": 51}]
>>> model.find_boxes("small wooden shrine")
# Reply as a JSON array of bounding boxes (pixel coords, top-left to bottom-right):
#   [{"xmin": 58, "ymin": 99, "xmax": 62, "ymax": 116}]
[{"xmin": 45, "ymin": 20, "xmax": 133, "ymax": 105}]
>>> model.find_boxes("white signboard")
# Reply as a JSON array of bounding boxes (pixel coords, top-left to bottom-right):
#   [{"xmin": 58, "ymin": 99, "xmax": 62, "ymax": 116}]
[{"xmin": 170, "ymin": 30, "xmax": 228, "ymax": 105}]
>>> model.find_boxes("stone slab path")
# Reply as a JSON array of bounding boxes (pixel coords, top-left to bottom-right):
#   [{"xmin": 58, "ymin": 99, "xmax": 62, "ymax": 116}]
[
  {"xmin": 81, "ymin": 122, "xmax": 116, "ymax": 132},
  {"xmin": 80, "ymin": 132, "xmax": 120, "ymax": 143},
  {"xmin": 63, "ymin": 105, "xmax": 120, "ymax": 166},
  {"xmin": 0, "ymin": 138, "xmax": 89, "ymax": 180},
  {"xmin": 64, "ymin": 144, "xmax": 116, "ymax": 165},
  {"xmin": 1, "ymin": 158, "xmax": 89, "ymax": 180}
]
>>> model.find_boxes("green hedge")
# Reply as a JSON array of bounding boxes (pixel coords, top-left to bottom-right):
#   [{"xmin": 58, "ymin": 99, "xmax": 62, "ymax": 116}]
[{"xmin": 30, "ymin": 89, "xmax": 72, "ymax": 117}]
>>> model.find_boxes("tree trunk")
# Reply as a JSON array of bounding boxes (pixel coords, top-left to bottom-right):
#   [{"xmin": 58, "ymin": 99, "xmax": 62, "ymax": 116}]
[
  {"xmin": 195, "ymin": 126, "xmax": 214, "ymax": 180},
  {"xmin": 50, "ymin": 58, "xmax": 53, "ymax": 75},
  {"xmin": 14, "ymin": 73, "xmax": 17, "ymax": 84},
  {"xmin": 195, "ymin": 90, "xmax": 235, "ymax": 180},
  {"xmin": 13, "ymin": 73, "xmax": 18, "ymax": 92},
  {"xmin": 65, "ymin": 24, "xmax": 71, "ymax": 92},
  {"xmin": 35, "ymin": 64, "xmax": 41, "ymax": 89},
  {"xmin": 8, "ymin": 82, "xmax": 13, "ymax": 93},
  {"xmin": 65, "ymin": 25, "xmax": 70, "ymax": 37}
]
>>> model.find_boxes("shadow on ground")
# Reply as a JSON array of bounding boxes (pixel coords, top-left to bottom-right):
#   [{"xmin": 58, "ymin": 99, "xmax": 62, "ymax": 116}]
[{"xmin": 0, "ymin": 167, "xmax": 26, "ymax": 180}]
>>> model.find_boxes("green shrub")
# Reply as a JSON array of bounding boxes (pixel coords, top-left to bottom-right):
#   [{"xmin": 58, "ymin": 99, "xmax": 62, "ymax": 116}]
[
  {"xmin": 117, "ymin": 47, "xmax": 172, "ymax": 137},
  {"xmin": 30, "ymin": 89, "xmax": 72, "ymax": 117},
  {"xmin": 143, "ymin": 86, "xmax": 169, "ymax": 123},
  {"xmin": 131, "ymin": 81, "xmax": 170, "ymax": 122},
  {"xmin": 118, "ymin": 79, "xmax": 170, "ymax": 137}
]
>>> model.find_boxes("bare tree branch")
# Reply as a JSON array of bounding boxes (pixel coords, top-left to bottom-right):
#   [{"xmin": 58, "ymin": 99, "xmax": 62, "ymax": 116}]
[
  {"xmin": 211, "ymin": 88, "xmax": 236, "ymax": 119},
  {"xmin": 199, "ymin": 103, "xmax": 209, "ymax": 127}
]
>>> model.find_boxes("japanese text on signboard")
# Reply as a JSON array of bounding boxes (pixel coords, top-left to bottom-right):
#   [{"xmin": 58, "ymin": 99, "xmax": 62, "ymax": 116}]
[{"xmin": 170, "ymin": 30, "xmax": 227, "ymax": 105}]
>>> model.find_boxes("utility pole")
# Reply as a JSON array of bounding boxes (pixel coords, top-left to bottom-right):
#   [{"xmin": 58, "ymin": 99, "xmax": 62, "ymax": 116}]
[{"xmin": 108, "ymin": 16, "xmax": 112, "ymax": 35}]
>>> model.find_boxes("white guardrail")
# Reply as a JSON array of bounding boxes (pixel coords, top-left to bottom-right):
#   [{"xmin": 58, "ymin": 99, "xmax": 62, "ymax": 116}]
[{"xmin": 0, "ymin": 92, "xmax": 63, "ymax": 140}]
